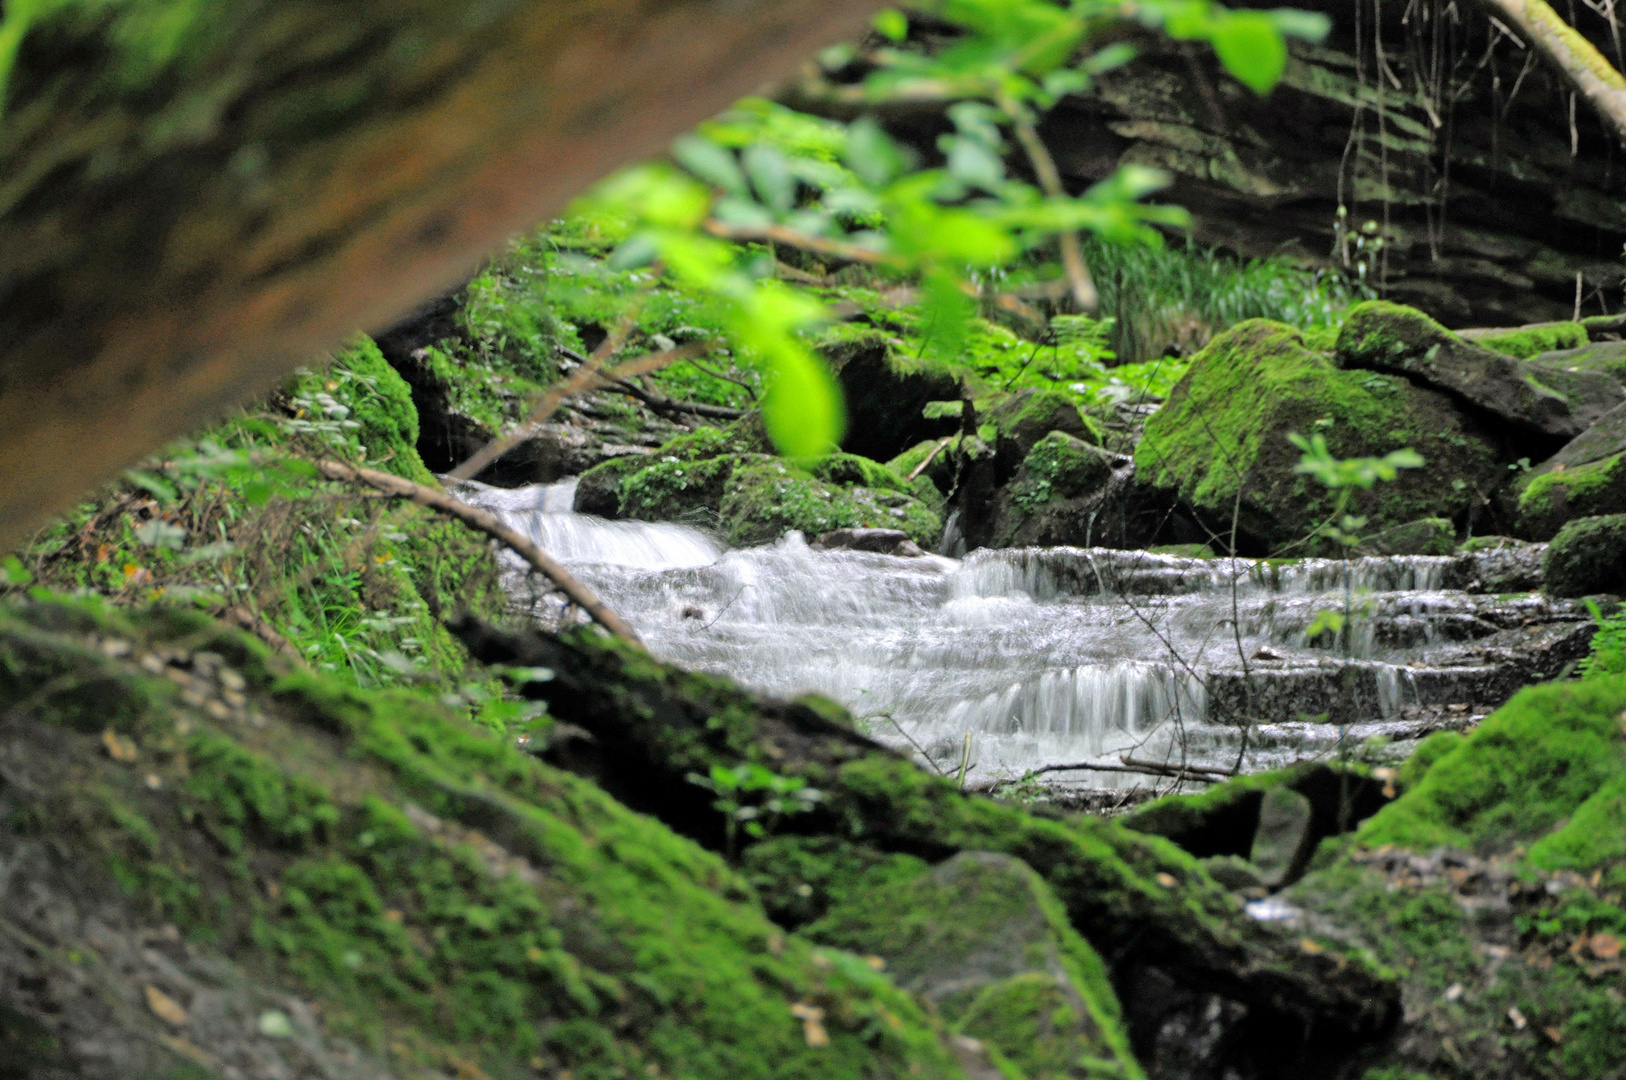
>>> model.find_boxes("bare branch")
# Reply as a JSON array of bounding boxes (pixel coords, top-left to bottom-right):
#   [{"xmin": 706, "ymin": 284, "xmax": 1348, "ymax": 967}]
[{"xmin": 315, "ymin": 460, "xmax": 644, "ymax": 646}]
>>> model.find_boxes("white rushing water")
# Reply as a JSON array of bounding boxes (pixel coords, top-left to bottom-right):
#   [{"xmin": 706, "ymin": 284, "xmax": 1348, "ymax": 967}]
[{"xmin": 459, "ymin": 478, "xmax": 1533, "ymax": 787}]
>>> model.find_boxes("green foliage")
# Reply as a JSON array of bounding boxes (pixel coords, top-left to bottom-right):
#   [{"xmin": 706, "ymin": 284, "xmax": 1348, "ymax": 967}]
[
  {"xmin": 1581, "ymin": 600, "xmax": 1626, "ymax": 678},
  {"xmin": 689, "ymin": 762, "xmax": 824, "ymax": 857}
]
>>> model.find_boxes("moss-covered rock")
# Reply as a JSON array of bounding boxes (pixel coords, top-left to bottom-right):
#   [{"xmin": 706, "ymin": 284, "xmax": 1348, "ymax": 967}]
[
  {"xmin": 620, "ymin": 453, "xmax": 746, "ymax": 527},
  {"xmin": 988, "ymin": 432, "xmax": 1121, "ymax": 548},
  {"xmin": 1283, "ymin": 677, "xmax": 1626, "ymax": 1079},
  {"xmin": 1474, "ymin": 322, "xmax": 1590, "ymax": 359},
  {"xmin": 1337, "ymin": 302, "xmax": 1623, "ymax": 440},
  {"xmin": 1531, "ymin": 339, "xmax": 1626, "ymax": 384},
  {"xmin": 718, "ymin": 458, "xmax": 942, "ymax": 548},
  {"xmin": 1513, "ymin": 402, "xmax": 1626, "ymax": 538},
  {"xmin": 807, "ymin": 851, "xmax": 1145, "ymax": 1080},
  {"xmin": 1135, "ymin": 319, "xmax": 1504, "ymax": 552},
  {"xmin": 985, "ymin": 389, "xmax": 1097, "ymax": 481},
  {"xmin": 887, "ymin": 438, "xmax": 957, "ymax": 495},
  {"xmin": 572, "ymin": 452, "xmax": 651, "ymax": 517},
  {"xmin": 1543, "ymin": 514, "xmax": 1626, "ymax": 597},
  {"xmin": 289, "ymin": 337, "xmax": 437, "ymax": 486},
  {"xmin": 0, "ymin": 598, "xmax": 975, "ymax": 1080}
]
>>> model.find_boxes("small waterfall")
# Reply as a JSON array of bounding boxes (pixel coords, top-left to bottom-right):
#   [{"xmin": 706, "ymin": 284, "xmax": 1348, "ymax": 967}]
[{"xmin": 458, "ymin": 481, "xmax": 1553, "ymax": 785}]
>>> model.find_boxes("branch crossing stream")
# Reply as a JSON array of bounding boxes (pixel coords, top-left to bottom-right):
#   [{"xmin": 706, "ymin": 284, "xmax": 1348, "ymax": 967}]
[{"xmin": 462, "ymin": 478, "xmax": 1593, "ymax": 788}]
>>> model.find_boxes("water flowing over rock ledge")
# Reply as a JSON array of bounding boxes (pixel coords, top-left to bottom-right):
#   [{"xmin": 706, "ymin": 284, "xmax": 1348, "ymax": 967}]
[{"xmin": 460, "ymin": 479, "xmax": 1591, "ymax": 791}]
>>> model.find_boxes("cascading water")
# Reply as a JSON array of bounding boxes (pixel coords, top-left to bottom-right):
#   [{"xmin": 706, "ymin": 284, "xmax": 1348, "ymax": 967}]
[{"xmin": 460, "ymin": 478, "xmax": 1587, "ymax": 788}]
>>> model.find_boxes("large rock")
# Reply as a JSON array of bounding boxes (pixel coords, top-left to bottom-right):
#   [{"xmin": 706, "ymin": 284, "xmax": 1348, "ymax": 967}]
[
  {"xmin": 824, "ymin": 336, "xmax": 962, "ymax": 462},
  {"xmin": 1249, "ymin": 785, "xmax": 1315, "ymax": 889},
  {"xmin": 1135, "ymin": 319, "xmax": 1506, "ymax": 553},
  {"xmin": 1337, "ymin": 302, "xmax": 1624, "ymax": 442},
  {"xmin": 1529, "ymin": 338, "xmax": 1626, "ymax": 384},
  {"xmin": 987, "ymin": 432, "xmax": 1126, "ymax": 548},
  {"xmin": 805, "ymin": 851, "xmax": 1144, "ymax": 1080},
  {"xmin": 1543, "ymin": 514, "xmax": 1626, "ymax": 597},
  {"xmin": 1514, "ymin": 402, "xmax": 1626, "ymax": 538},
  {"xmin": 985, "ymin": 389, "xmax": 1096, "ymax": 482}
]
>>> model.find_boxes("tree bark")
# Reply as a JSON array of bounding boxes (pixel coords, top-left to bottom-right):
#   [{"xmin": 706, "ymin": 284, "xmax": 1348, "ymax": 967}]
[
  {"xmin": 0, "ymin": 0, "xmax": 887, "ymax": 553},
  {"xmin": 1475, "ymin": 0, "xmax": 1626, "ymax": 144}
]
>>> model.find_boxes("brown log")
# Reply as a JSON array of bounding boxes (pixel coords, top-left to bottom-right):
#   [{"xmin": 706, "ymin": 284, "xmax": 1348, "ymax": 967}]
[{"xmin": 0, "ymin": 0, "xmax": 889, "ymax": 553}]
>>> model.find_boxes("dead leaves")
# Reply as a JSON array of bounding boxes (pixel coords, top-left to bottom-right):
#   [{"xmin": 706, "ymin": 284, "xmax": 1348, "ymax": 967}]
[
  {"xmin": 790, "ymin": 1003, "xmax": 829, "ymax": 1048},
  {"xmin": 101, "ymin": 729, "xmax": 138, "ymax": 762},
  {"xmin": 144, "ymin": 984, "xmax": 188, "ymax": 1026}
]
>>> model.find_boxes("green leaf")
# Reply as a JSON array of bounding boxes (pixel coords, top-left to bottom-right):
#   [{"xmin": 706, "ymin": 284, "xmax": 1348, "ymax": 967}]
[
  {"xmin": 743, "ymin": 144, "xmax": 797, "ymax": 213},
  {"xmin": 1211, "ymin": 11, "xmax": 1288, "ymax": 95},
  {"xmin": 845, "ymin": 117, "xmax": 910, "ymax": 188},
  {"xmin": 672, "ymin": 135, "xmax": 747, "ymax": 196},
  {"xmin": 874, "ymin": 8, "xmax": 908, "ymax": 42},
  {"xmin": 1, "ymin": 556, "xmax": 31, "ymax": 586},
  {"xmin": 762, "ymin": 347, "xmax": 845, "ymax": 458}
]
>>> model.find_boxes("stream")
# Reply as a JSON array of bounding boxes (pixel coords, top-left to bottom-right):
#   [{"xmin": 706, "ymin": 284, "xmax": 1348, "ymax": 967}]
[{"xmin": 462, "ymin": 478, "xmax": 1592, "ymax": 790}]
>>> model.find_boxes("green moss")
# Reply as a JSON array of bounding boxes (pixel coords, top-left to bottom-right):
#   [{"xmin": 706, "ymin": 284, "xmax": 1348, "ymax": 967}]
[
  {"xmin": 1335, "ymin": 301, "xmax": 1455, "ymax": 366},
  {"xmin": 0, "ymin": 598, "xmax": 976, "ymax": 1080},
  {"xmin": 1009, "ymin": 432, "xmax": 1115, "ymax": 513},
  {"xmin": 1517, "ymin": 453, "xmax": 1626, "ymax": 539},
  {"xmin": 290, "ymin": 337, "xmax": 437, "ymax": 486},
  {"xmin": 574, "ymin": 453, "xmax": 651, "ymax": 516},
  {"xmin": 1544, "ymin": 514, "xmax": 1626, "ymax": 597},
  {"xmin": 1135, "ymin": 319, "xmax": 1499, "ymax": 552},
  {"xmin": 1477, "ymin": 323, "xmax": 1589, "ymax": 360},
  {"xmin": 806, "ymin": 852, "xmax": 1143, "ymax": 1080},
  {"xmin": 1395, "ymin": 731, "xmax": 1463, "ymax": 793},
  {"xmin": 1357, "ymin": 676, "xmax": 1626, "ymax": 853},
  {"xmin": 718, "ymin": 458, "xmax": 942, "ymax": 547},
  {"xmin": 620, "ymin": 453, "xmax": 744, "ymax": 525}
]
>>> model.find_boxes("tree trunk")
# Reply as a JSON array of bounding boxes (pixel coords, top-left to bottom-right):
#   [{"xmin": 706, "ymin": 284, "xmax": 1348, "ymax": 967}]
[{"xmin": 0, "ymin": 0, "xmax": 885, "ymax": 553}]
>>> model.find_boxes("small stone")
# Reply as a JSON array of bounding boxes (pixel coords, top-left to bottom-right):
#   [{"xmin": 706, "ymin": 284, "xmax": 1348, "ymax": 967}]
[
  {"xmin": 144, "ymin": 985, "xmax": 188, "ymax": 1026},
  {"xmin": 218, "ymin": 670, "xmax": 246, "ymax": 693},
  {"xmin": 257, "ymin": 1009, "xmax": 293, "ymax": 1038},
  {"xmin": 101, "ymin": 729, "xmax": 138, "ymax": 763},
  {"xmin": 144, "ymin": 773, "xmax": 162, "ymax": 790},
  {"xmin": 1508, "ymin": 1005, "xmax": 1528, "ymax": 1030},
  {"xmin": 204, "ymin": 700, "xmax": 231, "ymax": 721},
  {"xmin": 100, "ymin": 639, "xmax": 132, "ymax": 658},
  {"xmin": 1444, "ymin": 982, "xmax": 1464, "ymax": 1001}
]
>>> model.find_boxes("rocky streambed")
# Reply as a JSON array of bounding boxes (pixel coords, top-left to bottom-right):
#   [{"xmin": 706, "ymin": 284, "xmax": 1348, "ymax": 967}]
[{"xmin": 461, "ymin": 478, "xmax": 1592, "ymax": 793}]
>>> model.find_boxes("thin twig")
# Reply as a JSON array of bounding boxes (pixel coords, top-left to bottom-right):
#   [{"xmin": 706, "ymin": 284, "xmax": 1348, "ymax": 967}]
[
  {"xmin": 905, "ymin": 438, "xmax": 954, "ymax": 482},
  {"xmin": 1004, "ymin": 102, "xmax": 1098, "ymax": 311},
  {"xmin": 702, "ymin": 220, "xmax": 895, "ymax": 266},
  {"xmin": 315, "ymin": 460, "xmax": 644, "ymax": 646}
]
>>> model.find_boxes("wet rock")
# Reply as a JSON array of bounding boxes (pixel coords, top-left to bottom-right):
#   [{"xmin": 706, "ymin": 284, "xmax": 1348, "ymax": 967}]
[
  {"xmin": 812, "ymin": 528, "xmax": 926, "ymax": 557},
  {"xmin": 1337, "ymin": 301, "xmax": 1623, "ymax": 442},
  {"xmin": 1362, "ymin": 517, "xmax": 1455, "ymax": 556},
  {"xmin": 805, "ymin": 851, "xmax": 1143, "ymax": 1080},
  {"xmin": 1249, "ymin": 785, "xmax": 1315, "ymax": 889},
  {"xmin": 1136, "ymin": 319, "xmax": 1506, "ymax": 552},
  {"xmin": 1449, "ymin": 537, "xmax": 1547, "ymax": 592},
  {"xmin": 1465, "ymin": 321, "xmax": 1590, "ymax": 359},
  {"xmin": 572, "ymin": 454, "xmax": 648, "ymax": 517},
  {"xmin": 1543, "ymin": 514, "xmax": 1626, "ymax": 597}
]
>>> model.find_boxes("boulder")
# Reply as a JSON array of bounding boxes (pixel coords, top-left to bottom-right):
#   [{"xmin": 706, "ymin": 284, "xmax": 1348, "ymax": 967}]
[
  {"xmin": 1543, "ymin": 514, "xmax": 1626, "ymax": 597},
  {"xmin": 1337, "ymin": 301, "xmax": 1624, "ymax": 441},
  {"xmin": 823, "ymin": 336, "xmax": 962, "ymax": 462},
  {"xmin": 1249, "ymin": 785, "xmax": 1315, "ymax": 889},
  {"xmin": 987, "ymin": 432, "xmax": 1124, "ymax": 548},
  {"xmin": 1135, "ymin": 319, "xmax": 1506, "ymax": 553},
  {"xmin": 985, "ymin": 388, "xmax": 1096, "ymax": 482},
  {"xmin": 1360, "ymin": 517, "xmax": 1455, "ymax": 556},
  {"xmin": 719, "ymin": 458, "xmax": 942, "ymax": 548},
  {"xmin": 572, "ymin": 453, "xmax": 648, "ymax": 517},
  {"xmin": 1529, "ymin": 338, "xmax": 1626, "ymax": 384},
  {"xmin": 812, "ymin": 528, "xmax": 927, "ymax": 557},
  {"xmin": 805, "ymin": 851, "xmax": 1143, "ymax": 1080},
  {"xmin": 1514, "ymin": 402, "xmax": 1626, "ymax": 539}
]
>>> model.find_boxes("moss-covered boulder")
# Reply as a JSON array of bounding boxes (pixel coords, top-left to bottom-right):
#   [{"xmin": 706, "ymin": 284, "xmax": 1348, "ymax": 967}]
[
  {"xmin": 1472, "ymin": 321, "xmax": 1590, "ymax": 360},
  {"xmin": 807, "ymin": 851, "xmax": 1145, "ymax": 1080},
  {"xmin": 985, "ymin": 388, "xmax": 1097, "ymax": 481},
  {"xmin": 823, "ymin": 337, "xmax": 962, "ymax": 462},
  {"xmin": 0, "ymin": 598, "xmax": 975, "ymax": 1080},
  {"xmin": 1135, "ymin": 319, "xmax": 1504, "ymax": 552},
  {"xmin": 289, "ymin": 337, "xmax": 438, "ymax": 486},
  {"xmin": 1284, "ymin": 676, "xmax": 1626, "ymax": 1080},
  {"xmin": 586, "ymin": 422, "xmax": 944, "ymax": 548},
  {"xmin": 1337, "ymin": 302, "xmax": 1623, "ymax": 440},
  {"xmin": 887, "ymin": 438, "xmax": 957, "ymax": 495},
  {"xmin": 989, "ymin": 432, "xmax": 1122, "ymax": 548},
  {"xmin": 719, "ymin": 458, "xmax": 942, "ymax": 548},
  {"xmin": 1514, "ymin": 402, "xmax": 1626, "ymax": 538},
  {"xmin": 1543, "ymin": 514, "xmax": 1626, "ymax": 597}
]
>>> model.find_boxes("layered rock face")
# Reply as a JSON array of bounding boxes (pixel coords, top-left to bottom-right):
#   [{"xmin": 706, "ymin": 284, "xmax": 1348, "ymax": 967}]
[{"xmin": 1040, "ymin": 6, "xmax": 1626, "ymax": 328}]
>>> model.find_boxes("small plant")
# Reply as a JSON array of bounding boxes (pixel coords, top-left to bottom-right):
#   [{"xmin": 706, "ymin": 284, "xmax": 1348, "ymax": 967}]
[
  {"xmin": 687, "ymin": 762, "xmax": 824, "ymax": 857},
  {"xmin": 1289, "ymin": 432, "xmax": 1424, "ymax": 551}
]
